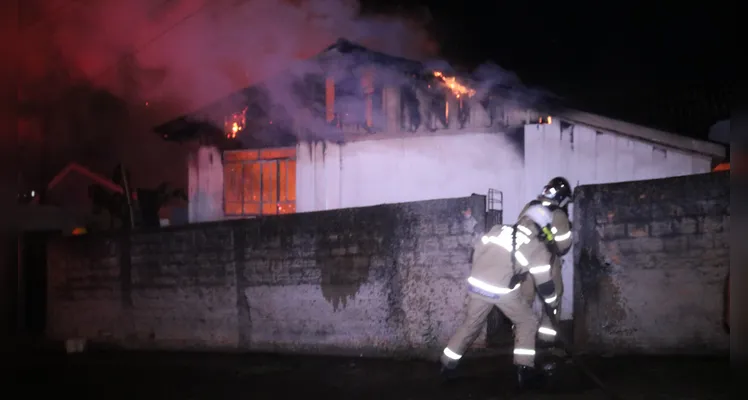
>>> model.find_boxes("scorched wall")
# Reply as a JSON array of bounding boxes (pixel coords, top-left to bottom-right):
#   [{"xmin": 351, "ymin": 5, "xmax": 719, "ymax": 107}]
[
  {"xmin": 47, "ymin": 195, "xmax": 490, "ymax": 355},
  {"xmin": 572, "ymin": 171, "xmax": 729, "ymax": 355}
]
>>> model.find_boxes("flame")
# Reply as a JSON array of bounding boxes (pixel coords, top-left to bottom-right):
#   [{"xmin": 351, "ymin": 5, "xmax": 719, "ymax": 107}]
[
  {"xmin": 225, "ymin": 107, "xmax": 248, "ymax": 139},
  {"xmin": 713, "ymin": 162, "xmax": 729, "ymax": 172},
  {"xmin": 433, "ymin": 71, "xmax": 476, "ymax": 98}
]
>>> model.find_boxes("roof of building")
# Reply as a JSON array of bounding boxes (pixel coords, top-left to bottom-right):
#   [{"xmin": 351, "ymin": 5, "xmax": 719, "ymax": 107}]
[
  {"xmin": 45, "ymin": 162, "xmax": 124, "ymax": 194},
  {"xmin": 153, "ymin": 39, "xmax": 726, "ymax": 159},
  {"xmin": 153, "ymin": 38, "xmax": 424, "ymax": 141},
  {"xmin": 317, "ymin": 38, "xmax": 424, "ymax": 72},
  {"xmin": 547, "ymin": 107, "xmax": 725, "ymax": 159}
]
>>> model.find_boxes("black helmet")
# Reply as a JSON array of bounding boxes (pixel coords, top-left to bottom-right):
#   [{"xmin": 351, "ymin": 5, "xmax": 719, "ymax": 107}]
[{"xmin": 540, "ymin": 177, "xmax": 573, "ymax": 208}]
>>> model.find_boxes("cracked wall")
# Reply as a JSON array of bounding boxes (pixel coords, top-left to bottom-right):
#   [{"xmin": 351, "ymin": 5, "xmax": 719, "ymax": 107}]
[{"xmin": 573, "ymin": 171, "xmax": 729, "ymax": 355}]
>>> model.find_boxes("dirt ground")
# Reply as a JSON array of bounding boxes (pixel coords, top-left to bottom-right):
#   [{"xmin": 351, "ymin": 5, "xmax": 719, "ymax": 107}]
[{"xmin": 6, "ymin": 350, "xmax": 730, "ymax": 400}]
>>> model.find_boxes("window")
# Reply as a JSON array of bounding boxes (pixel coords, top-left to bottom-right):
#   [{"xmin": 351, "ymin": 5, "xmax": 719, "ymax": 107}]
[
  {"xmin": 325, "ymin": 69, "xmax": 384, "ymax": 132},
  {"xmin": 223, "ymin": 148, "xmax": 296, "ymax": 216}
]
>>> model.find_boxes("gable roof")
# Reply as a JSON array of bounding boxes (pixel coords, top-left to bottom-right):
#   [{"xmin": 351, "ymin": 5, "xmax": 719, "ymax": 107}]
[
  {"xmin": 33, "ymin": 162, "xmax": 124, "ymax": 205},
  {"xmin": 153, "ymin": 39, "xmax": 726, "ymax": 159},
  {"xmin": 317, "ymin": 38, "xmax": 424, "ymax": 71},
  {"xmin": 154, "ymin": 38, "xmax": 423, "ymax": 140},
  {"xmin": 549, "ymin": 107, "xmax": 725, "ymax": 159}
]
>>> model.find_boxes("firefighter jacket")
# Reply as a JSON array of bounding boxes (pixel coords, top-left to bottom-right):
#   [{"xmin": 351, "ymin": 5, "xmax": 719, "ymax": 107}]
[
  {"xmin": 466, "ymin": 219, "xmax": 559, "ymax": 306},
  {"xmin": 518, "ymin": 199, "xmax": 572, "ymax": 257}
]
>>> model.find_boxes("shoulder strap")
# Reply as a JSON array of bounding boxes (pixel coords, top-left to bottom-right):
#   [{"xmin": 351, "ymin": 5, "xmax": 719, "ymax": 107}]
[
  {"xmin": 511, "ymin": 224, "xmax": 517, "ymax": 275},
  {"xmin": 508, "ymin": 224, "xmax": 529, "ymax": 288}
]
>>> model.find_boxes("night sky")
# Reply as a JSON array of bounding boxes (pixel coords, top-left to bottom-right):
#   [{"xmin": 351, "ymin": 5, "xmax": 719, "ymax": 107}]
[{"xmin": 364, "ymin": 1, "xmax": 731, "ymax": 139}]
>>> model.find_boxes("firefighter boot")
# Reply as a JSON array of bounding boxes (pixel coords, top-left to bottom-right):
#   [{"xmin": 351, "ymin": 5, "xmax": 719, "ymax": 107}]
[
  {"xmin": 516, "ymin": 365, "xmax": 544, "ymax": 390},
  {"xmin": 440, "ymin": 361, "xmax": 458, "ymax": 381}
]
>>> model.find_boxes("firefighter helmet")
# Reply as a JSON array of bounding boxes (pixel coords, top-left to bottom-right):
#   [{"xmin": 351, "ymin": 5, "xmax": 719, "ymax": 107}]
[{"xmin": 540, "ymin": 177, "xmax": 573, "ymax": 208}]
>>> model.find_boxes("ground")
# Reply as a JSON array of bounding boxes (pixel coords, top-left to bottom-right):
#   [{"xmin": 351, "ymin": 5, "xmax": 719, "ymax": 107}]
[{"xmin": 7, "ymin": 349, "xmax": 729, "ymax": 399}]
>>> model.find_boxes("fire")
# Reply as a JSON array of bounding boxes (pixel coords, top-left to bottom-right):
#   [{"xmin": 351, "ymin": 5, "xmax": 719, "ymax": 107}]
[
  {"xmin": 225, "ymin": 107, "xmax": 248, "ymax": 139},
  {"xmin": 433, "ymin": 71, "xmax": 476, "ymax": 98}
]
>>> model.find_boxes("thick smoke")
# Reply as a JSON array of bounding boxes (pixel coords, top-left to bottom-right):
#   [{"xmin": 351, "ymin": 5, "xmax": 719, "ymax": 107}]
[{"xmin": 17, "ymin": 0, "xmax": 437, "ymax": 188}]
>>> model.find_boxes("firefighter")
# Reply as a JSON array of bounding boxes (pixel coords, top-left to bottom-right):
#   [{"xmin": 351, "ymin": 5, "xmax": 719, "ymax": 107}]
[
  {"xmin": 440, "ymin": 202, "xmax": 563, "ymax": 388},
  {"xmin": 518, "ymin": 177, "xmax": 573, "ymax": 345}
]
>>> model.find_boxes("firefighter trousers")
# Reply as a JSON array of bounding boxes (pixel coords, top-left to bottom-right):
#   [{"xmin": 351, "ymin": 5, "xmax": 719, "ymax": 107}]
[
  {"xmin": 442, "ymin": 292, "xmax": 539, "ymax": 368},
  {"xmin": 520, "ymin": 258, "xmax": 563, "ymax": 341}
]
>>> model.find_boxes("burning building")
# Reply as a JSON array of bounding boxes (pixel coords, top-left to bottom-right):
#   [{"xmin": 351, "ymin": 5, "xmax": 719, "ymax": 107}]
[
  {"xmin": 154, "ymin": 38, "xmax": 726, "ymax": 321},
  {"xmin": 155, "ymin": 38, "xmax": 725, "ymax": 222}
]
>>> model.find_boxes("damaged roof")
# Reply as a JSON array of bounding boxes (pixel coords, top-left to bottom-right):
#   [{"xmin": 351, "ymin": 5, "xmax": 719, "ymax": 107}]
[
  {"xmin": 153, "ymin": 38, "xmax": 726, "ymax": 159},
  {"xmin": 317, "ymin": 38, "xmax": 424, "ymax": 72},
  {"xmin": 153, "ymin": 38, "xmax": 423, "ymax": 141}
]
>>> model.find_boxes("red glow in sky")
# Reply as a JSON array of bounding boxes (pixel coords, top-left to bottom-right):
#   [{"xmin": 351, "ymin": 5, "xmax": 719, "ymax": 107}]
[{"xmin": 20, "ymin": 0, "xmax": 436, "ymax": 122}]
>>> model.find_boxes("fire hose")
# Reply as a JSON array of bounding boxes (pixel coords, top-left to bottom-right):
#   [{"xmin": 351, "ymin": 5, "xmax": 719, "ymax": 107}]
[{"xmin": 536, "ymin": 281, "xmax": 624, "ymax": 400}]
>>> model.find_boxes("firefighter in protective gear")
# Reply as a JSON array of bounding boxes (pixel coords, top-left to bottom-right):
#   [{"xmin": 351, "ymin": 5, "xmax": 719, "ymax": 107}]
[
  {"xmin": 440, "ymin": 204, "xmax": 563, "ymax": 388},
  {"xmin": 518, "ymin": 177, "xmax": 573, "ymax": 344}
]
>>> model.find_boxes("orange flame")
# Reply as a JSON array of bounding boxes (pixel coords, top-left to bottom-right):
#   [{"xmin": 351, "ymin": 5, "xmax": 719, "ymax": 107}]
[
  {"xmin": 433, "ymin": 71, "xmax": 476, "ymax": 98},
  {"xmin": 225, "ymin": 107, "xmax": 248, "ymax": 139}
]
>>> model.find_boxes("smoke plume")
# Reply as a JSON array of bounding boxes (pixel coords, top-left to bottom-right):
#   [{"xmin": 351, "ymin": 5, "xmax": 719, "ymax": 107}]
[{"xmin": 17, "ymin": 0, "xmax": 437, "ymax": 188}]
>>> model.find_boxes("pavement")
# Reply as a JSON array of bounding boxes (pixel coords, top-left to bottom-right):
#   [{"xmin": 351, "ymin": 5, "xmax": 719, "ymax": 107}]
[{"xmin": 6, "ymin": 350, "xmax": 730, "ymax": 399}]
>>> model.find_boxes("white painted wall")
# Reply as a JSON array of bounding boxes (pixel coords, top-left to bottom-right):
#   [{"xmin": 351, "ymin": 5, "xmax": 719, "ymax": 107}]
[
  {"xmin": 522, "ymin": 121, "xmax": 712, "ymax": 320},
  {"xmin": 187, "ymin": 146, "xmax": 224, "ymax": 223},
  {"xmin": 296, "ymin": 132, "xmax": 527, "ymax": 222}
]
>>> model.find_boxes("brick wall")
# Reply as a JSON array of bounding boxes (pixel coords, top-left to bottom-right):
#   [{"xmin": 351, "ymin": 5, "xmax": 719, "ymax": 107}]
[
  {"xmin": 47, "ymin": 195, "xmax": 488, "ymax": 355},
  {"xmin": 573, "ymin": 171, "xmax": 729, "ymax": 355}
]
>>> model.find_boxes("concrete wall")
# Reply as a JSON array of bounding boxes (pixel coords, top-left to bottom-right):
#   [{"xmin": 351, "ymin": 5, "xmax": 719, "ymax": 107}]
[
  {"xmin": 47, "ymin": 195, "xmax": 489, "ymax": 355},
  {"xmin": 572, "ymin": 171, "xmax": 729, "ymax": 355}
]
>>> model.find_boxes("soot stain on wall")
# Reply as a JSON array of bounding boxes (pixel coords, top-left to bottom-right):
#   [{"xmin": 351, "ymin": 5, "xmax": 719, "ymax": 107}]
[
  {"xmin": 316, "ymin": 208, "xmax": 368, "ymax": 311},
  {"xmin": 505, "ymin": 126, "xmax": 525, "ymax": 160},
  {"xmin": 574, "ymin": 172, "xmax": 730, "ymax": 354},
  {"xmin": 314, "ymin": 205, "xmax": 407, "ymax": 312}
]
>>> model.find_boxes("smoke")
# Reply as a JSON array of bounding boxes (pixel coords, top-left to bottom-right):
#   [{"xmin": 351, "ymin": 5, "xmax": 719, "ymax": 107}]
[
  {"xmin": 17, "ymin": 0, "xmax": 437, "ymax": 188},
  {"xmin": 20, "ymin": 0, "xmax": 436, "ymax": 113}
]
